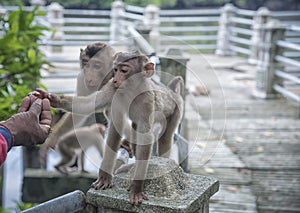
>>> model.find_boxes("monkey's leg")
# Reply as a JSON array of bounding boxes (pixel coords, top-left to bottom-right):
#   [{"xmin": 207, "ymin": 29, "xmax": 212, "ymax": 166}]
[
  {"xmin": 128, "ymin": 143, "xmax": 152, "ymax": 205},
  {"xmin": 55, "ymin": 143, "xmax": 76, "ymax": 175},
  {"xmin": 79, "ymin": 151, "xmax": 89, "ymax": 173},
  {"xmin": 128, "ymin": 120, "xmax": 153, "ymax": 205},
  {"xmin": 158, "ymin": 110, "xmax": 182, "ymax": 158},
  {"xmin": 92, "ymin": 123, "xmax": 122, "ymax": 190},
  {"xmin": 39, "ymin": 113, "xmax": 72, "ymax": 168}
]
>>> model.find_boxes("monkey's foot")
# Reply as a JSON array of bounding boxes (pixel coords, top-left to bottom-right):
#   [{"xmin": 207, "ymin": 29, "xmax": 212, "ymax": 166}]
[
  {"xmin": 54, "ymin": 165, "xmax": 69, "ymax": 175},
  {"xmin": 129, "ymin": 191, "xmax": 148, "ymax": 205},
  {"xmin": 128, "ymin": 181, "xmax": 149, "ymax": 205},
  {"xmin": 91, "ymin": 170, "xmax": 112, "ymax": 190}
]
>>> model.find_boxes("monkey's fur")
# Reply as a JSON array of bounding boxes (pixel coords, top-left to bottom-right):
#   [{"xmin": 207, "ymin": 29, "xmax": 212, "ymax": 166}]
[{"xmin": 35, "ymin": 51, "xmax": 184, "ymax": 205}]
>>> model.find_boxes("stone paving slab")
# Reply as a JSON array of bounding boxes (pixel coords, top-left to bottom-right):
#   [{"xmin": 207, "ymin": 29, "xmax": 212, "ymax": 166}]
[{"xmin": 185, "ymin": 54, "xmax": 300, "ymax": 213}]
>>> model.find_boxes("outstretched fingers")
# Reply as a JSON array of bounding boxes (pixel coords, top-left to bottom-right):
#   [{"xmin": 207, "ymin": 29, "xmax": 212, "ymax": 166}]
[
  {"xmin": 129, "ymin": 191, "xmax": 148, "ymax": 205},
  {"xmin": 91, "ymin": 179, "xmax": 113, "ymax": 190}
]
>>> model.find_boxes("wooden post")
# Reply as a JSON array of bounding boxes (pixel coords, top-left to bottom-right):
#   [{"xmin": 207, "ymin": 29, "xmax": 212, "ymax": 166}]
[
  {"xmin": 47, "ymin": 2, "xmax": 64, "ymax": 52},
  {"xmin": 215, "ymin": 3, "xmax": 236, "ymax": 56},
  {"xmin": 110, "ymin": 0, "xmax": 125, "ymax": 43},
  {"xmin": 248, "ymin": 7, "xmax": 271, "ymax": 64},
  {"xmin": 253, "ymin": 19, "xmax": 285, "ymax": 99},
  {"xmin": 143, "ymin": 5, "xmax": 160, "ymax": 53}
]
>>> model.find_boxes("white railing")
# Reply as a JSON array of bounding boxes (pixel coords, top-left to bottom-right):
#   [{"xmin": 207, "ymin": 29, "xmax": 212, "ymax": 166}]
[
  {"xmin": 160, "ymin": 8, "xmax": 220, "ymax": 52},
  {"xmin": 273, "ymin": 25, "xmax": 300, "ymax": 104}
]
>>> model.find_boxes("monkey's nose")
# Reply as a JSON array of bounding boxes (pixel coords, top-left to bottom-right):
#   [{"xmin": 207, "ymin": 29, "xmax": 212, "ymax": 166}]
[{"xmin": 113, "ymin": 81, "xmax": 120, "ymax": 88}]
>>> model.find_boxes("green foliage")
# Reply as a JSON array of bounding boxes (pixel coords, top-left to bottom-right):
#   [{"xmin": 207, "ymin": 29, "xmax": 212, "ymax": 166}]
[
  {"xmin": 0, "ymin": 207, "xmax": 12, "ymax": 213},
  {"xmin": 46, "ymin": 0, "xmax": 114, "ymax": 9},
  {"xmin": 0, "ymin": 5, "xmax": 50, "ymax": 120},
  {"xmin": 124, "ymin": 0, "xmax": 176, "ymax": 8},
  {"xmin": 15, "ymin": 201, "xmax": 38, "ymax": 211},
  {"xmin": 0, "ymin": 201, "xmax": 37, "ymax": 212}
]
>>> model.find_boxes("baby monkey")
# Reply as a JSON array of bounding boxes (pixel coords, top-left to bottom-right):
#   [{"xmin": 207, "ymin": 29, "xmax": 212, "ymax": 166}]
[
  {"xmin": 34, "ymin": 51, "xmax": 184, "ymax": 205},
  {"xmin": 54, "ymin": 123, "xmax": 106, "ymax": 175}
]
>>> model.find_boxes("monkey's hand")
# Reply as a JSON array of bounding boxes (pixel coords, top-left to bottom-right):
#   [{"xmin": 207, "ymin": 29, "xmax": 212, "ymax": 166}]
[
  {"xmin": 34, "ymin": 88, "xmax": 61, "ymax": 108},
  {"xmin": 91, "ymin": 169, "xmax": 112, "ymax": 190},
  {"xmin": 128, "ymin": 180, "xmax": 148, "ymax": 205}
]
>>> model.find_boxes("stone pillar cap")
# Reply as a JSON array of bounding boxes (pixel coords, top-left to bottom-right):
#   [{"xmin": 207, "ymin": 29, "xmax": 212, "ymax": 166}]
[{"xmin": 86, "ymin": 157, "xmax": 219, "ymax": 213}]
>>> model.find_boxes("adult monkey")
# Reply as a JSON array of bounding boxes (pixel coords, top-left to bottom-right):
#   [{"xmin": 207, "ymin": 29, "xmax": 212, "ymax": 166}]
[
  {"xmin": 35, "ymin": 51, "xmax": 184, "ymax": 205},
  {"xmin": 39, "ymin": 42, "xmax": 116, "ymax": 168}
]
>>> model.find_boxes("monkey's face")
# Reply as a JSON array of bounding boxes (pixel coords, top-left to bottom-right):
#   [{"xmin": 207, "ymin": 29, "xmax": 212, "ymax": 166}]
[
  {"xmin": 83, "ymin": 57, "xmax": 113, "ymax": 91},
  {"xmin": 113, "ymin": 62, "xmax": 133, "ymax": 89}
]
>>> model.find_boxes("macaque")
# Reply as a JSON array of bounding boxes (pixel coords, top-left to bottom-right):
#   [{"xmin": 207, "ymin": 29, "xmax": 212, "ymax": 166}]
[
  {"xmin": 35, "ymin": 51, "xmax": 184, "ymax": 205},
  {"xmin": 55, "ymin": 123, "xmax": 106, "ymax": 175},
  {"xmin": 39, "ymin": 42, "xmax": 115, "ymax": 169}
]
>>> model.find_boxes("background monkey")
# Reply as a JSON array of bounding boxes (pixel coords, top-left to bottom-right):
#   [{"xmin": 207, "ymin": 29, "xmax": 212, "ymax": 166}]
[
  {"xmin": 35, "ymin": 51, "xmax": 184, "ymax": 205},
  {"xmin": 55, "ymin": 123, "xmax": 106, "ymax": 175},
  {"xmin": 39, "ymin": 43, "xmax": 116, "ymax": 171}
]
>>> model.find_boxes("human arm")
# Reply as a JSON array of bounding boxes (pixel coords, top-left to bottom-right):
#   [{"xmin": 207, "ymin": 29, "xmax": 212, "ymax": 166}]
[
  {"xmin": 0, "ymin": 96, "xmax": 51, "ymax": 166},
  {"xmin": 0, "ymin": 96, "xmax": 51, "ymax": 147}
]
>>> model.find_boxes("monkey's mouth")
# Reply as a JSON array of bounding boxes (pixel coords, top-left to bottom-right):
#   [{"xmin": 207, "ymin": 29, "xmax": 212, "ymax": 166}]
[{"xmin": 86, "ymin": 84, "xmax": 99, "ymax": 91}]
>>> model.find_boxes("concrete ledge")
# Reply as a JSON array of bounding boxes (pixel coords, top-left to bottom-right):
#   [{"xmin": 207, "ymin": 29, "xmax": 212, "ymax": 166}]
[{"xmin": 22, "ymin": 169, "xmax": 97, "ymax": 203}]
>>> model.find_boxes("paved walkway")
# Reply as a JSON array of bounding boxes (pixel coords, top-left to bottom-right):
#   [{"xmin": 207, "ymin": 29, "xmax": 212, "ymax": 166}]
[{"xmin": 185, "ymin": 54, "xmax": 300, "ymax": 213}]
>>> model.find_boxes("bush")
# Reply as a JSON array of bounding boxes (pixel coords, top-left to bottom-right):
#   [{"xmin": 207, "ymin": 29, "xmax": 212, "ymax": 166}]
[{"xmin": 0, "ymin": 5, "xmax": 50, "ymax": 120}]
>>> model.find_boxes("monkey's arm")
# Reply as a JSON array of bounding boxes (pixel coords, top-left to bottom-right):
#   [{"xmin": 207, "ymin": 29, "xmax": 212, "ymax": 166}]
[{"xmin": 36, "ymin": 81, "xmax": 115, "ymax": 115}]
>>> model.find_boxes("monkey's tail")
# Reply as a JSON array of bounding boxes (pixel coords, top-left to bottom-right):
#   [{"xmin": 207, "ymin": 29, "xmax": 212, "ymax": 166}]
[{"xmin": 167, "ymin": 76, "xmax": 184, "ymax": 97}]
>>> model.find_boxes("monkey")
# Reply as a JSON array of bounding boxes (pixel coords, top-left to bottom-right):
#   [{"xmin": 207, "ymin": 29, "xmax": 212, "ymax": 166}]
[
  {"xmin": 34, "ymin": 51, "xmax": 184, "ymax": 205},
  {"xmin": 38, "ymin": 42, "xmax": 116, "ymax": 171},
  {"xmin": 54, "ymin": 123, "xmax": 106, "ymax": 175}
]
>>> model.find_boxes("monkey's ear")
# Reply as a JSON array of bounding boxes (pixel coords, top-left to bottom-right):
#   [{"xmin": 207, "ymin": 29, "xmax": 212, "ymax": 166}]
[
  {"xmin": 113, "ymin": 52, "xmax": 122, "ymax": 60},
  {"xmin": 144, "ymin": 62, "xmax": 155, "ymax": 78},
  {"xmin": 80, "ymin": 48, "xmax": 83, "ymax": 52}
]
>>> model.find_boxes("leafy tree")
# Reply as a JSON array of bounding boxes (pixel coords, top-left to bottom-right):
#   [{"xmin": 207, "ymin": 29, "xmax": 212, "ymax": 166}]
[{"xmin": 0, "ymin": 5, "xmax": 50, "ymax": 120}]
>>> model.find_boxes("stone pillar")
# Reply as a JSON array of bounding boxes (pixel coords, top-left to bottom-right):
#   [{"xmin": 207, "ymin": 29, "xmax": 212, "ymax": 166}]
[
  {"xmin": 253, "ymin": 19, "xmax": 285, "ymax": 99},
  {"xmin": 86, "ymin": 157, "xmax": 219, "ymax": 213},
  {"xmin": 159, "ymin": 47, "xmax": 189, "ymax": 89},
  {"xmin": 159, "ymin": 48, "xmax": 189, "ymax": 171},
  {"xmin": 110, "ymin": 0, "xmax": 125, "ymax": 43},
  {"xmin": 215, "ymin": 3, "xmax": 236, "ymax": 56},
  {"xmin": 143, "ymin": 4, "xmax": 160, "ymax": 53},
  {"xmin": 248, "ymin": 7, "xmax": 271, "ymax": 64},
  {"xmin": 47, "ymin": 2, "xmax": 64, "ymax": 52}
]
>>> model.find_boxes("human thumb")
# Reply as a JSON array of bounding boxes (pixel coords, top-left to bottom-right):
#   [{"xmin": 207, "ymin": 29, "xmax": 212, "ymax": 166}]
[{"xmin": 29, "ymin": 98, "xmax": 43, "ymax": 116}]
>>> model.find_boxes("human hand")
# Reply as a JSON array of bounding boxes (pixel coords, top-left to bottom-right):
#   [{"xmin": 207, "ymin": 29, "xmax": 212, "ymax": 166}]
[
  {"xmin": 0, "ymin": 95, "xmax": 52, "ymax": 146},
  {"xmin": 31, "ymin": 88, "xmax": 61, "ymax": 108}
]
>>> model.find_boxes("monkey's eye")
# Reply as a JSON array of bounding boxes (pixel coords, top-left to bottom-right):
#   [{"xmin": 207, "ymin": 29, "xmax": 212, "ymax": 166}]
[
  {"xmin": 113, "ymin": 68, "xmax": 118, "ymax": 72},
  {"xmin": 121, "ymin": 69, "xmax": 128, "ymax": 74}
]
